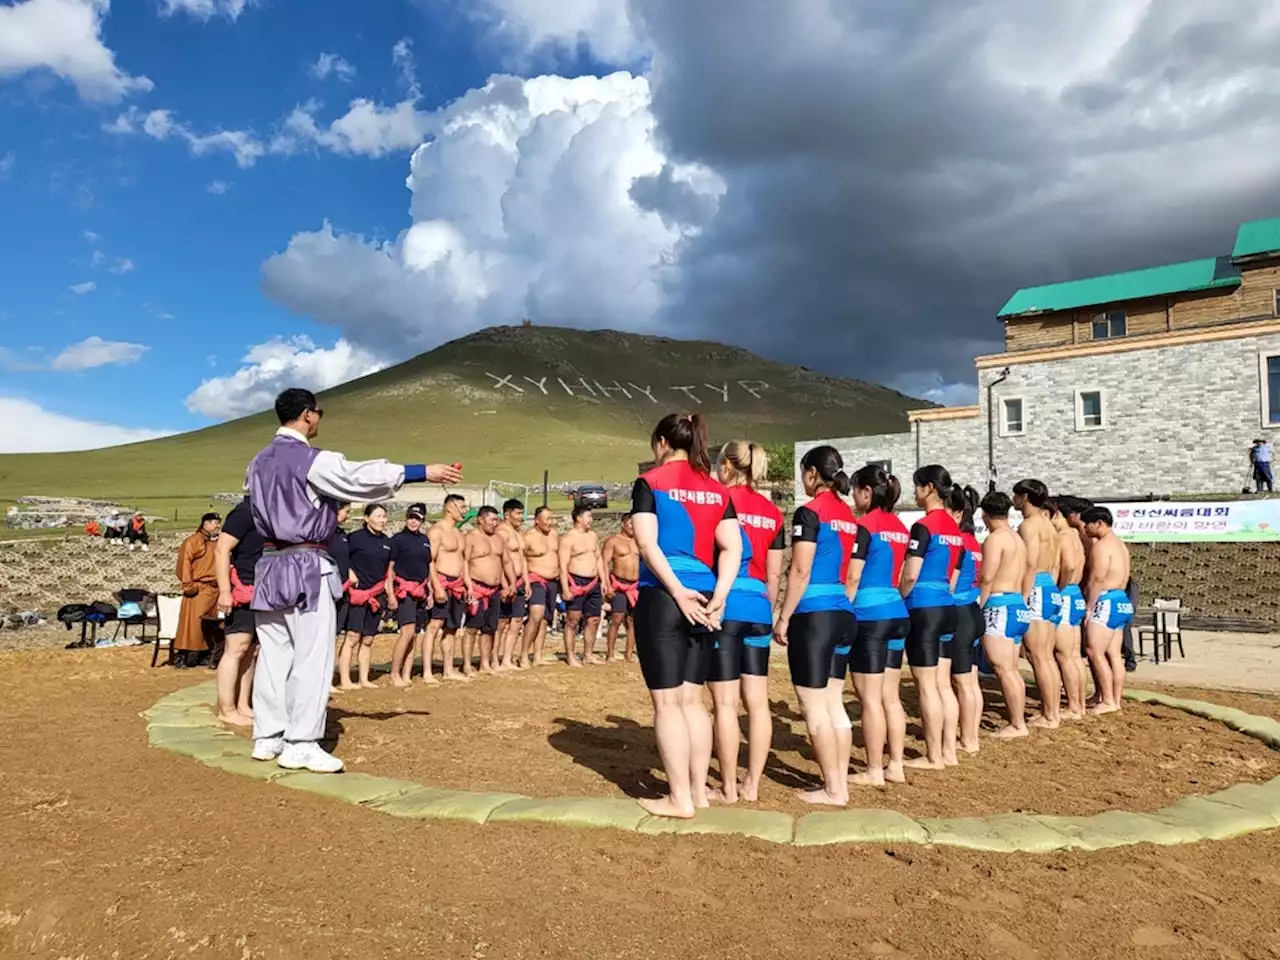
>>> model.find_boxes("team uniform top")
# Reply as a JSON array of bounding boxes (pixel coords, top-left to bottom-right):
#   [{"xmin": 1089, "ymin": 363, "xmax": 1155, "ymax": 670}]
[
  {"xmin": 723, "ymin": 485, "xmax": 785, "ymax": 625},
  {"xmin": 388, "ymin": 528, "xmax": 432, "ymax": 584},
  {"xmin": 223, "ymin": 498, "xmax": 266, "ymax": 586},
  {"xmin": 791, "ymin": 489, "xmax": 858, "ymax": 615},
  {"xmin": 905, "ymin": 509, "xmax": 963, "ymax": 609},
  {"xmin": 849, "ymin": 507, "xmax": 909, "ymax": 621},
  {"xmin": 347, "ymin": 527, "xmax": 392, "ymax": 590},
  {"xmin": 632, "ymin": 460, "xmax": 736, "ymax": 594},
  {"xmin": 327, "ymin": 527, "xmax": 351, "ymax": 585},
  {"xmin": 953, "ymin": 531, "xmax": 982, "ymax": 606}
]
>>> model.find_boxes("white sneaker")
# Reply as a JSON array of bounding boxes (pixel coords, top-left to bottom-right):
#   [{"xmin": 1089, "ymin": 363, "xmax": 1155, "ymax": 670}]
[
  {"xmin": 251, "ymin": 736, "xmax": 285, "ymax": 761},
  {"xmin": 277, "ymin": 741, "xmax": 344, "ymax": 774},
  {"xmin": 141, "ymin": 544, "xmax": 149, "ymax": 552}
]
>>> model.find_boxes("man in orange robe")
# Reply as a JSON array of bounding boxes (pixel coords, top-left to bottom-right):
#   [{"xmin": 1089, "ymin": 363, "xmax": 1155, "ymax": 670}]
[{"xmin": 175, "ymin": 512, "xmax": 222, "ymax": 666}]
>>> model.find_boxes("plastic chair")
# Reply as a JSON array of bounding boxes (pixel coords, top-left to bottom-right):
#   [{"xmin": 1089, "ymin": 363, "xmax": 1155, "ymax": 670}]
[{"xmin": 152, "ymin": 594, "xmax": 182, "ymax": 667}]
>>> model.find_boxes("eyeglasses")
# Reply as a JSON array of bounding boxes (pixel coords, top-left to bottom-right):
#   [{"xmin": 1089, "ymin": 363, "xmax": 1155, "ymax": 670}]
[{"xmin": 307, "ymin": 406, "xmax": 324, "ymax": 420}]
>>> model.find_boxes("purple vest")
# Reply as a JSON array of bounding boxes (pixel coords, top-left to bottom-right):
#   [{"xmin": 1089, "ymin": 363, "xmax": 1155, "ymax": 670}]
[{"xmin": 248, "ymin": 434, "xmax": 339, "ymax": 613}]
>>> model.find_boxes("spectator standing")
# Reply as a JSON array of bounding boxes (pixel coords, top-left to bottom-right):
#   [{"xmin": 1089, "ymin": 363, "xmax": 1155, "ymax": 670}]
[{"xmin": 1252, "ymin": 439, "xmax": 1274, "ymax": 493}]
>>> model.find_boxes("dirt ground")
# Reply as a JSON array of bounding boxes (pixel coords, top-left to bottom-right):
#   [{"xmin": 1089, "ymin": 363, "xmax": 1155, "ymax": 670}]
[{"xmin": 4, "ymin": 641, "xmax": 1280, "ymax": 960}]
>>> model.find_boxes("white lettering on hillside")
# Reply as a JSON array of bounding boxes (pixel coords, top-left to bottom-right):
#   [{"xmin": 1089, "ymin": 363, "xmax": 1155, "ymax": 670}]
[
  {"xmin": 483, "ymin": 372, "xmax": 772, "ymax": 404},
  {"xmin": 667, "ymin": 488, "xmax": 725, "ymax": 506}
]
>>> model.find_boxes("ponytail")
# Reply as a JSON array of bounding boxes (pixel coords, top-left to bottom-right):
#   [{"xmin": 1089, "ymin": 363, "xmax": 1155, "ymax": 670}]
[
  {"xmin": 800, "ymin": 445, "xmax": 850, "ymax": 496},
  {"xmin": 852, "ymin": 464, "xmax": 901, "ymax": 511},
  {"xmin": 717, "ymin": 439, "xmax": 768, "ymax": 488},
  {"xmin": 946, "ymin": 483, "xmax": 980, "ymax": 534},
  {"xmin": 651, "ymin": 412, "xmax": 712, "ymax": 474}
]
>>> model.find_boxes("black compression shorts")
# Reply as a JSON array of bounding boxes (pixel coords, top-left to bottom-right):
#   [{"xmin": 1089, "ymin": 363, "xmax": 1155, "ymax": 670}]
[
  {"xmin": 224, "ymin": 606, "xmax": 256, "ymax": 638},
  {"xmin": 500, "ymin": 589, "xmax": 528, "ymax": 621},
  {"xmin": 851, "ymin": 616, "xmax": 911, "ymax": 676},
  {"xmin": 633, "ymin": 586, "xmax": 715, "ymax": 690},
  {"xmin": 430, "ymin": 592, "xmax": 466, "ymax": 631},
  {"xmin": 527, "ymin": 579, "xmax": 559, "ymax": 623},
  {"xmin": 707, "ymin": 628, "xmax": 742, "ymax": 684},
  {"xmin": 950, "ymin": 602, "xmax": 982, "ymax": 675},
  {"xmin": 345, "ymin": 603, "xmax": 384, "ymax": 639},
  {"xmin": 566, "ymin": 574, "xmax": 603, "ymax": 620},
  {"xmin": 395, "ymin": 595, "xmax": 430, "ymax": 631},
  {"xmin": 465, "ymin": 586, "xmax": 501, "ymax": 636},
  {"xmin": 906, "ymin": 605, "xmax": 956, "ymax": 669},
  {"xmin": 787, "ymin": 610, "xmax": 853, "ymax": 690},
  {"xmin": 333, "ymin": 598, "xmax": 350, "ymax": 636}
]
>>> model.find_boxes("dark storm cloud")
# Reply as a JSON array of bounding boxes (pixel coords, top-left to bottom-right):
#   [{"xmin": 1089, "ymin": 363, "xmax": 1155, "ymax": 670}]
[{"xmin": 629, "ymin": 0, "xmax": 1280, "ymax": 396}]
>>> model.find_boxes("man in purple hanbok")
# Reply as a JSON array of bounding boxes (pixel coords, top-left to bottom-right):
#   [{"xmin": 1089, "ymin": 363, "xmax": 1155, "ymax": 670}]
[{"xmin": 247, "ymin": 388, "xmax": 461, "ymax": 772}]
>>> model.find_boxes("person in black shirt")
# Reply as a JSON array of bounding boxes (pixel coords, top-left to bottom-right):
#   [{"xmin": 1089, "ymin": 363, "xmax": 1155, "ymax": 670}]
[
  {"xmin": 388, "ymin": 503, "xmax": 433, "ymax": 686},
  {"xmin": 327, "ymin": 503, "xmax": 353, "ymax": 693},
  {"xmin": 339, "ymin": 504, "xmax": 393, "ymax": 690},
  {"xmin": 215, "ymin": 496, "xmax": 265, "ymax": 726}
]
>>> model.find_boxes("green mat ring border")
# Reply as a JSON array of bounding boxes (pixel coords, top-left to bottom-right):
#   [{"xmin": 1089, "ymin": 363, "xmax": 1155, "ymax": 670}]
[{"xmin": 142, "ymin": 682, "xmax": 1280, "ymax": 851}]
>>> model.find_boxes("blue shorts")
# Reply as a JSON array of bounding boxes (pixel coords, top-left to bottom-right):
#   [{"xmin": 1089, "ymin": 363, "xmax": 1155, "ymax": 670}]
[
  {"xmin": 1028, "ymin": 571, "xmax": 1062, "ymax": 623},
  {"xmin": 1091, "ymin": 589, "xmax": 1134, "ymax": 630},
  {"xmin": 983, "ymin": 592, "xmax": 1031, "ymax": 644},
  {"xmin": 1057, "ymin": 584, "xmax": 1086, "ymax": 628}
]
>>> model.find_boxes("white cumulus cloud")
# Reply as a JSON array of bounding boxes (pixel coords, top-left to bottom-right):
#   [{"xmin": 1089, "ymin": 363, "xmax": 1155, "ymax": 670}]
[
  {"xmin": 103, "ymin": 107, "xmax": 266, "ymax": 168},
  {"xmin": 184, "ymin": 335, "xmax": 385, "ymax": 419},
  {"xmin": 0, "ymin": 396, "xmax": 171, "ymax": 453},
  {"xmin": 261, "ymin": 71, "xmax": 722, "ymax": 358},
  {"xmin": 0, "ymin": 0, "xmax": 153, "ymax": 102},
  {"xmin": 50, "ymin": 335, "xmax": 148, "ymax": 370},
  {"xmin": 477, "ymin": 0, "xmax": 646, "ymax": 65},
  {"xmin": 309, "ymin": 52, "xmax": 355, "ymax": 82},
  {"xmin": 157, "ymin": 0, "xmax": 253, "ymax": 20},
  {"xmin": 68, "ymin": 280, "xmax": 96, "ymax": 294},
  {"xmin": 206, "ymin": 179, "xmax": 229, "ymax": 194}
]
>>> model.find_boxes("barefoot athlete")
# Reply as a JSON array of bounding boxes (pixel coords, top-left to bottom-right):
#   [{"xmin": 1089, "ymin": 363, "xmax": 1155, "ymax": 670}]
[
  {"xmin": 1013, "ymin": 479, "xmax": 1064, "ymax": 728},
  {"xmin": 339, "ymin": 504, "xmax": 392, "ymax": 690},
  {"xmin": 631, "ymin": 413, "xmax": 741, "ymax": 819},
  {"xmin": 496, "ymin": 499, "xmax": 531, "ymax": 671},
  {"xmin": 215, "ymin": 494, "xmax": 264, "ymax": 726},
  {"xmin": 1050, "ymin": 498, "xmax": 1087, "ymax": 719},
  {"xmin": 247, "ymin": 387, "xmax": 461, "ymax": 773},
  {"xmin": 174, "ymin": 513, "xmax": 221, "ymax": 668},
  {"xmin": 899, "ymin": 465, "xmax": 963, "ymax": 770},
  {"xmin": 327, "ymin": 503, "xmax": 354, "ymax": 693},
  {"xmin": 710, "ymin": 440, "xmax": 784, "ymax": 804},
  {"xmin": 844, "ymin": 464, "xmax": 911, "ymax": 787},
  {"xmin": 978, "ymin": 491, "xmax": 1031, "ymax": 739},
  {"xmin": 463, "ymin": 506, "xmax": 510, "ymax": 675},
  {"xmin": 1062, "ymin": 496, "xmax": 1100, "ymax": 700},
  {"xmin": 602, "ymin": 514, "xmax": 640, "ymax": 662},
  {"xmin": 1083, "ymin": 506, "xmax": 1134, "ymax": 715},
  {"xmin": 776, "ymin": 445, "xmax": 857, "ymax": 806},
  {"xmin": 559, "ymin": 506, "xmax": 608, "ymax": 667},
  {"xmin": 521, "ymin": 506, "xmax": 560, "ymax": 667},
  {"xmin": 427, "ymin": 494, "xmax": 468, "ymax": 680},
  {"xmin": 945, "ymin": 485, "xmax": 985, "ymax": 756},
  {"xmin": 387, "ymin": 503, "xmax": 432, "ymax": 686}
]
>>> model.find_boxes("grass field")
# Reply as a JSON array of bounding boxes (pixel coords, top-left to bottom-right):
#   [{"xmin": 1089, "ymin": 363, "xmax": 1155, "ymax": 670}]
[{"xmin": 0, "ymin": 325, "xmax": 922, "ymax": 528}]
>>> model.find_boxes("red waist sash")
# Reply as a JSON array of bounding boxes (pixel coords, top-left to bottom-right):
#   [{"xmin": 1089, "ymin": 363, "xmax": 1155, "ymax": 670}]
[
  {"xmin": 610, "ymin": 575, "xmax": 638, "ymax": 607},
  {"xmin": 349, "ymin": 582, "xmax": 385, "ymax": 612},
  {"xmin": 229, "ymin": 568, "xmax": 255, "ymax": 607}
]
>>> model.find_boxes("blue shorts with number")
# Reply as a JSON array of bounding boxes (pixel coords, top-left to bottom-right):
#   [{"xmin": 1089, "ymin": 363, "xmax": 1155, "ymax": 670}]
[{"xmin": 984, "ymin": 592, "xmax": 1031, "ymax": 645}]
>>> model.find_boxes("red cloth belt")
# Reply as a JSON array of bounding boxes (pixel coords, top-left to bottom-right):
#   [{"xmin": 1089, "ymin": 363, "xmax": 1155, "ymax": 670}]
[
  {"xmin": 349, "ymin": 582, "xmax": 385, "ymax": 612},
  {"xmin": 467, "ymin": 581, "xmax": 499, "ymax": 615},
  {"xmin": 439, "ymin": 573, "xmax": 467, "ymax": 600},
  {"xmin": 569, "ymin": 576, "xmax": 599, "ymax": 598},
  {"xmin": 527, "ymin": 573, "xmax": 551, "ymax": 588},
  {"xmin": 610, "ymin": 575, "xmax": 638, "ymax": 607},
  {"xmin": 229, "ymin": 568, "xmax": 255, "ymax": 607},
  {"xmin": 394, "ymin": 576, "xmax": 429, "ymax": 600}
]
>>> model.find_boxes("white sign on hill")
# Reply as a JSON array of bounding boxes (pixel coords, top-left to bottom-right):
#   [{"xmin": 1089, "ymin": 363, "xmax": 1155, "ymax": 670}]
[{"xmin": 485, "ymin": 373, "xmax": 771, "ymax": 405}]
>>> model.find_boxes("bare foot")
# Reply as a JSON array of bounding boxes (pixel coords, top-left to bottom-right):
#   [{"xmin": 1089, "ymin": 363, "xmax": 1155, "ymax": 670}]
[
  {"xmin": 566, "ymin": 658, "xmax": 583, "ymax": 668},
  {"xmin": 479, "ymin": 665, "xmax": 496, "ymax": 676},
  {"xmin": 338, "ymin": 682, "xmax": 359, "ymax": 691},
  {"xmin": 638, "ymin": 796, "xmax": 696, "ymax": 819},
  {"xmin": 797, "ymin": 787, "xmax": 848, "ymax": 806},
  {"xmin": 883, "ymin": 762, "xmax": 906, "ymax": 784},
  {"xmin": 904, "ymin": 757, "xmax": 946, "ymax": 771},
  {"xmin": 217, "ymin": 710, "xmax": 253, "ymax": 727},
  {"xmin": 992, "ymin": 723, "xmax": 1029, "ymax": 739},
  {"xmin": 738, "ymin": 779, "xmax": 760, "ymax": 802},
  {"xmin": 442, "ymin": 672, "xmax": 466, "ymax": 682},
  {"xmin": 849, "ymin": 771, "xmax": 886, "ymax": 788},
  {"xmin": 391, "ymin": 676, "xmax": 410, "ymax": 688},
  {"xmin": 1089, "ymin": 703, "xmax": 1119, "ymax": 715},
  {"xmin": 611, "ymin": 653, "xmax": 625, "ymax": 662},
  {"xmin": 942, "ymin": 752, "xmax": 960, "ymax": 767},
  {"xmin": 420, "ymin": 675, "xmax": 439, "ymax": 686},
  {"xmin": 1064, "ymin": 710, "xmax": 1086, "ymax": 722},
  {"xmin": 360, "ymin": 680, "xmax": 379, "ymax": 689},
  {"xmin": 624, "ymin": 654, "xmax": 635, "ymax": 663},
  {"xmin": 1029, "ymin": 716, "xmax": 1060, "ymax": 730},
  {"xmin": 237, "ymin": 706, "xmax": 254, "ymax": 719},
  {"xmin": 587, "ymin": 655, "xmax": 606, "ymax": 665},
  {"xmin": 707, "ymin": 786, "xmax": 739, "ymax": 805},
  {"xmin": 958, "ymin": 740, "xmax": 980, "ymax": 755}
]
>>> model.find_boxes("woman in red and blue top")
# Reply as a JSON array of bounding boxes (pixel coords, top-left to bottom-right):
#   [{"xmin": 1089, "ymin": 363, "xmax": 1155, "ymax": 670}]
[
  {"xmin": 900, "ymin": 464, "xmax": 963, "ymax": 770},
  {"xmin": 776, "ymin": 445, "xmax": 857, "ymax": 807},
  {"xmin": 631, "ymin": 413, "xmax": 742, "ymax": 820},
  {"xmin": 844, "ymin": 464, "xmax": 911, "ymax": 787},
  {"xmin": 708, "ymin": 440, "xmax": 784, "ymax": 804},
  {"xmin": 946, "ymin": 484, "xmax": 985, "ymax": 756}
]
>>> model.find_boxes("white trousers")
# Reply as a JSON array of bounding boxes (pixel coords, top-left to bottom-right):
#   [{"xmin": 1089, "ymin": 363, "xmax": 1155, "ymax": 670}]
[{"xmin": 252, "ymin": 583, "xmax": 336, "ymax": 744}]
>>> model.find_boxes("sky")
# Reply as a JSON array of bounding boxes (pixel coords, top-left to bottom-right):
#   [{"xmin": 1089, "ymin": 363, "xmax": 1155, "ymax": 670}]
[{"xmin": 4, "ymin": 0, "xmax": 1280, "ymax": 452}]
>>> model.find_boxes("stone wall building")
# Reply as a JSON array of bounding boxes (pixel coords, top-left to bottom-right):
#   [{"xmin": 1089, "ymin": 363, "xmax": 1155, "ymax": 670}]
[{"xmin": 796, "ymin": 216, "xmax": 1280, "ymax": 500}]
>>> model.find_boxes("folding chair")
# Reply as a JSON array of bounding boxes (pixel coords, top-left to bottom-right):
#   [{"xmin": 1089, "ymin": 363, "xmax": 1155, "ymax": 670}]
[
  {"xmin": 152, "ymin": 594, "xmax": 182, "ymax": 667},
  {"xmin": 1158, "ymin": 599, "xmax": 1185, "ymax": 661},
  {"xmin": 113, "ymin": 589, "xmax": 158, "ymax": 644}
]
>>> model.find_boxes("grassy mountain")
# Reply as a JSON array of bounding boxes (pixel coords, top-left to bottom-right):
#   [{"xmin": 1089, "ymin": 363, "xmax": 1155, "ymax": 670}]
[{"xmin": 0, "ymin": 325, "xmax": 924, "ymax": 515}]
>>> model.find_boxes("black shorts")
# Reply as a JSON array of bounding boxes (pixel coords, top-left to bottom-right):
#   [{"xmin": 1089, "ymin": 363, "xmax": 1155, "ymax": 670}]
[
  {"xmin": 886, "ymin": 646, "xmax": 904, "ymax": 671},
  {"xmin": 906, "ymin": 604, "xmax": 956, "ymax": 669},
  {"xmin": 950, "ymin": 602, "xmax": 982, "ymax": 675},
  {"xmin": 829, "ymin": 642, "xmax": 852, "ymax": 681},
  {"xmin": 346, "ymin": 603, "xmax": 384, "ymax": 638},
  {"xmin": 610, "ymin": 580, "xmax": 637, "ymax": 616},
  {"xmin": 850, "ymin": 616, "xmax": 910, "ymax": 676},
  {"xmin": 431, "ymin": 593, "xmax": 466, "ymax": 631},
  {"xmin": 528, "ymin": 579, "xmax": 559, "ymax": 623},
  {"xmin": 396, "ymin": 595, "xmax": 430, "ymax": 632},
  {"xmin": 725, "ymin": 622, "xmax": 772, "ymax": 678},
  {"xmin": 566, "ymin": 574, "xmax": 603, "ymax": 619},
  {"xmin": 224, "ymin": 606, "xmax": 256, "ymax": 637},
  {"xmin": 465, "ymin": 585, "xmax": 502, "ymax": 636},
  {"xmin": 334, "ymin": 598, "xmax": 350, "ymax": 635},
  {"xmin": 788, "ymin": 609, "xmax": 854, "ymax": 690},
  {"xmin": 633, "ymin": 586, "xmax": 715, "ymax": 690},
  {"xmin": 501, "ymin": 590, "xmax": 528, "ymax": 621}
]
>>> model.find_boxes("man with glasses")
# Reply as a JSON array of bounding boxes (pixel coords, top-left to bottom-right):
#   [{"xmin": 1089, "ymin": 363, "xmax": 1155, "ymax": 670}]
[{"xmin": 247, "ymin": 388, "xmax": 462, "ymax": 773}]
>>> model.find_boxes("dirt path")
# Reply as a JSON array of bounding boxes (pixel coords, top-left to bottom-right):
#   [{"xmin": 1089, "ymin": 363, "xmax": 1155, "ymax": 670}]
[{"xmin": 3, "ymin": 644, "xmax": 1280, "ymax": 959}]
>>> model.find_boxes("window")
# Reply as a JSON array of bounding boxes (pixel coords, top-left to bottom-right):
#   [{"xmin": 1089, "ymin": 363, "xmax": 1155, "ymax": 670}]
[
  {"xmin": 1273, "ymin": 288, "xmax": 1280, "ymax": 317},
  {"xmin": 1262, "ymin": 352, "xmax": 1280, "ymax": 426},
  {"xmin": 1074, "ymin": 388, "xmax": 1106, "ymax": 431},
  {"xmin": 1091, "ymin": 310, "xmax": 1127, "ymax": 340},
  {"xmin": 999, "ymin": 397, "xmax": 1025, "ymax": 437},
  {"xmin": 865, "ymin": 459, "xmax": 893, "ymax": 475}
]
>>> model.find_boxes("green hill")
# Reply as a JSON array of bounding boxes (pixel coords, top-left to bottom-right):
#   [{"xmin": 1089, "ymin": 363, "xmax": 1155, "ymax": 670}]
[{"xmin": 0, "ymin": 325, "xmax": 924, "ymax": 521}]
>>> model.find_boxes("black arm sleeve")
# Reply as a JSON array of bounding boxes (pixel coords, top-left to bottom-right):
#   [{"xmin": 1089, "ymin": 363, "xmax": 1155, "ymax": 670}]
[
  {"xmin": 631, "ymin": 478, "xmax": 656, "ymax": 515},
  {"xmin": 907, "ymin": 522, "xmax": 932, "ymax": 559},
  {"xmin": 222, "ymin": 502, "xmax": 253, "ymax": 541},
  {"xmin": 721, "ymin": 498, "xmax": 737, "ymax": 522},
  {"xmin": 769, "ymin": 526, "xmax": 785, "ymax": 551},
  {"xmin": 791, "ymin": 506, "xmax": 820, "ymax": 543},
  {"xmin": 851, "ymin": 525, "xmax": 872, "ymax": 561}
]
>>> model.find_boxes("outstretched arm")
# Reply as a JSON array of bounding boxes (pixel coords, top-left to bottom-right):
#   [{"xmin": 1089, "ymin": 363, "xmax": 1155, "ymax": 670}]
[{"xmin": 306, "ymin": 452, "xmax": 462, "ymax": 505}]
